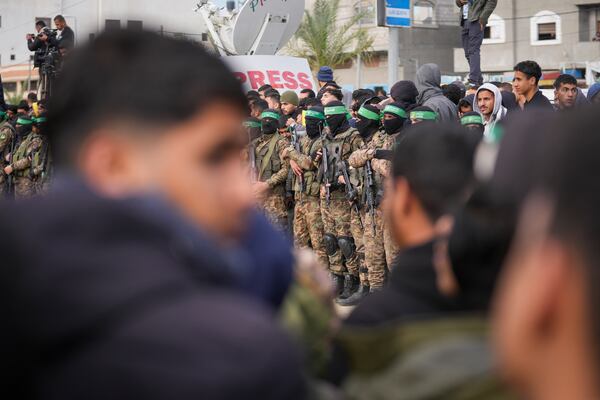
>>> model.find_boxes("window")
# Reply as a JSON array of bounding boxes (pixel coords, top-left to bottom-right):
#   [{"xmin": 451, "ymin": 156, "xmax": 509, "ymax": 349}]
[
  {"xmin": 531, "ymin": 10, "xmax": 561, "ymax": 45},
  {"xmin": 10, "ymin": 54, "xmax": 15, "ymax": 61},
  {"xmin": 483, "ymin": 14, "xmax": 506, "ymax": 44},
  {"xmin": 105, "ymin": 19, "xmax": 121, "ymax": 31},
  {"xmin": 127, "ymin": 20, "xmax": 143, "ymax": 31},
  {"xmin": 413, "ymin": 0, "xmax": 435, "ymax": 26},
  {"xmin": 354, "ymin": 0, "xmax": 375, "ymax": 25}
]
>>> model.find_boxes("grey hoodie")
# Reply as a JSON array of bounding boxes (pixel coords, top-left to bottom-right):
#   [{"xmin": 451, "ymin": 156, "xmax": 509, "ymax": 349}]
[
  {"xmin": 473, "ymin": 83, "xmax": 507, "ymax": 139},
  {"xmin": 416, "ymin": 64, "xmax": 458, "ymax": 122}
]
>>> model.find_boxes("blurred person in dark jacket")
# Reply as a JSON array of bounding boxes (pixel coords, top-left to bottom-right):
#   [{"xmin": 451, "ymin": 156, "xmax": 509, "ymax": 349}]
[
  {"xmin": 494, "ymin": 109, "xmax": 600, "ymax": 400},
  {"xmin": 0, "ymin": 30, "xmax": 306, "ymax": 400}
]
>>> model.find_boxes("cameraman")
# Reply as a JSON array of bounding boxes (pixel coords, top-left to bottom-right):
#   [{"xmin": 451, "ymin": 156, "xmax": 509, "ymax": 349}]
[
  {"xmin": 52, "ymin": 15, "xmax": 74, "ymax": 50},
  {"xmin": 26, "ymin": 20, "xmax": 51, "ymax": 67}
]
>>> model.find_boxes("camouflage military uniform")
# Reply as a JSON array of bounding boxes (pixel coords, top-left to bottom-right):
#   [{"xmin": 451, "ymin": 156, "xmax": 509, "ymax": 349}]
[
  {"xmin": 10, "ymin": 131, "xmax": 43, "ymax": 199},
  {"xmin": 0, "ymin": 121, "xmax": 16, "ymax": 195},
  {"xmin": 31, "ymin": 136, "xmax": 51, "ymax": 195},
  {"xmin": 319, "ymin": 127, "xmax": 364, "ymax": 277},
  {"xmin": 348, "ymin": 129, "xmax": 389, "ymax": 288},
  {"xmin": 286, "ymin": 135, "xmax": 330, "ymax": 269},
  {"xmin": 372, "ymin": 132, "xmax": 401, "ymax": 269},
  {"xmin": 252, "ymin": 132, "xmax": 290, "ymax": 230}
]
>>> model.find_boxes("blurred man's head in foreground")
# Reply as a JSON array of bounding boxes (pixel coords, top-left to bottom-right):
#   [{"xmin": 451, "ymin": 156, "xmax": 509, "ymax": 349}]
[
  {"xmin": 385, "ymin": 124, "xmax": 474, "ymax": 249},
  {"xmin": 494, "ymin": 109, "xmax": 600, "ymax": 399},
  {"xmin": 48, "ymin": 30, "xmax": 253, "ymax": 240}
]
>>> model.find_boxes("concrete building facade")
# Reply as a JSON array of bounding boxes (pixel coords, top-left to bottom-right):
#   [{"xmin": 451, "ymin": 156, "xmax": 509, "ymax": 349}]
[{"xmin": 453, "ymin": 0, "xmax": 600, "ymax": 82}]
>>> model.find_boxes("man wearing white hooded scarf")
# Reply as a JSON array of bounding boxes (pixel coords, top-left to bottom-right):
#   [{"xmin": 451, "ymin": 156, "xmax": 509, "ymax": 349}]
[{"xmin": 473, "ymin": 83, "xmax": 507, "ymax": 139}]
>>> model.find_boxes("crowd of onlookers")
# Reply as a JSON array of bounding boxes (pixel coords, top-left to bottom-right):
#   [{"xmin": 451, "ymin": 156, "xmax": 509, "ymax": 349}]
[{"xmin": 4, "ymin": 29, "xmax": 600, "ymax": 400}]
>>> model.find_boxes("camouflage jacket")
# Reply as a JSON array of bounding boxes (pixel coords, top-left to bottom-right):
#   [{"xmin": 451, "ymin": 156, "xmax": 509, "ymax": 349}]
[
  {"xmin": 252, "ymin": 133, "xmax": 290, "ymax": 194},
  {"xmin": 336, "ymin": 316, "xmax": 516, "ymax": 400},
  {"xmin": 287, "ymin": 135, "xmax": 323, "ymax": 198},
  {"xmin": 12, "ymin": 132, "xmax": 43, "ymax": 177},
  {"xmin": 371, "ymin": 131, "xmax": 400, "ymax": 178},
  {"xmin": 320, "ymin": 128, "xmax": 364, "ymax": 198}
]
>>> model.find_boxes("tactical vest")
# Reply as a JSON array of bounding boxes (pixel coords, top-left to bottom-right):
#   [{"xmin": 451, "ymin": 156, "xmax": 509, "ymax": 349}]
[
  {"xmin": 254, "ymin": 133, "xmax": 285, "ymax": 193},
  {"xmin": 295, "ymin": 136, "xmax": 321, "ymax": 198},
  {"xmin": 13, "ymin": 133, "xmax": 40, "ymax": 178},
  {"xmin": 322, "ymin": 128, "xmax": 358, "ymax": 191},
  {"xmin": 0, "ymin": 122, "xmax": 15, "ymax": 165}
]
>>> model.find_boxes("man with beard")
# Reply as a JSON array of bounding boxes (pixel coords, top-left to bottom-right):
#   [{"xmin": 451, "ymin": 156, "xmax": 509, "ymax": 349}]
[
  {"xmin": 4, "ymin": 114, "xmax": 43, "ymax": 198},
  {"xmin": 252, "ymin": 109, "xmax": 290, "ymax": 230},
  {"xmin": 282, "ymin": 105, "xmax": 329, "ymax": 268},
  {"xmin": 474, "ymin": 83, "xmax": 507, "ymax": 138},
  {"xmin": 320, "ymin": 101, "xmax": 364, "ymax": 296}
]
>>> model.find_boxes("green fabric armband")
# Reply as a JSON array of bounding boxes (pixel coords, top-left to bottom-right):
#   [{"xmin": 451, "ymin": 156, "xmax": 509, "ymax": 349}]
[
  {"xmin": 260, "ymin": 111, "xmax": 281, "ymax": 120},
  {"xmin": 383, "ymin": 105, "xmax": 407, "ymax": 119},
  {"xmin": 410, "ymin": 111, "xmax": 437, "ymax": 121},
  {"xmin": 357, "ymin": 107, "xmax": 381, "ymax": 121}
]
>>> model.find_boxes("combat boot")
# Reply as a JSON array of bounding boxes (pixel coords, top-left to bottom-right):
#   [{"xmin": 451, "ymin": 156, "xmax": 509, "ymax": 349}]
[
  {"xmin": 336, "ymin": 274, "xmax": 359, "ymax": 302},
  {"xmin": 337, "ymin": 284, "xmax": 370, "ymax": 306},
  {"xmin": 331, "ymin": 273, "xmax": 345, "ymax": 297}
]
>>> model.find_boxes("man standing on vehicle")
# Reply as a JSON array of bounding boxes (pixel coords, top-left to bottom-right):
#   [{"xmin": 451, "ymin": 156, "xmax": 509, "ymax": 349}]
[{"xmin": 457, "ymin": 0, "xmax": 497, "ymax": 87}]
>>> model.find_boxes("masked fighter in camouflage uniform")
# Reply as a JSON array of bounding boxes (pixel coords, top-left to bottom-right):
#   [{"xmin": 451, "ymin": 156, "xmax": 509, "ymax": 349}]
[
  {"xmin": 4, "ymin": 114, "xmax": 43, "ymax": 199},
  {"xmin": 283, "ymin": 106, "xmax": 330, "ymax": 269},
  {"xmin": 0, "ymin": 109, "xmax": 16, "ymax": 196},
  {"xmin": 318, "ymin": 101, "xmax": 364, "ymax": 297},
  {"xmin": 340, "ymin": 104, "xmax": 387, "ymax": 304},
  {"xmin": 251, "ymin": 109, "xmax": 290, "ymax": 230}
]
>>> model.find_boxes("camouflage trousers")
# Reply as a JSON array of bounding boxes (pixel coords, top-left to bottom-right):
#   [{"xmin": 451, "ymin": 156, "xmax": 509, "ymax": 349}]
[
  {"xmin": 293, "ymin": 195, "xmax": 330, "ymax": 270},
  {"xmin": 262, "ymin": 192, "xmax": 288, "ymax": 232},
  {"xmin": 14, "ymin": 176, "xmax": 36, "ymax": 199},
  {"xmin": 363, "ymin": 207, "xmax": 398, "ymax": 288},
  {"xmin": 350, "ymin": 207, "xmax": 368, "ymax": 285},
  {"xmin": 383, "ymin": 219, "xmax": 399, "ymax": 270},
  {"xmin": 320, "ymin": 192, "xmax": 360, "ymax": 277}
]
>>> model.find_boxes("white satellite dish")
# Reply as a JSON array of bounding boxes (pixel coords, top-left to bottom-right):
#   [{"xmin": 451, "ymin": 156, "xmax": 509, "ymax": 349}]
[{"xmin": 196, "ymin": 0, "xmax": 305, "ymax": 56}]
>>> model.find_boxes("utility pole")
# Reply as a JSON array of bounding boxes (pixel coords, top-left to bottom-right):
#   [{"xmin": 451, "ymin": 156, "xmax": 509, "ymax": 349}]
[{"xmin": 388, "ymin": 27, "xmax": 400, "ymax": 88}]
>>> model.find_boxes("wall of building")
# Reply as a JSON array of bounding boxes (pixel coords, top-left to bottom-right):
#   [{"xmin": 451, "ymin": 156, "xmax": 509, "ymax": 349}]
[
  {"xmin": 454, "ymin": 0, "xmax": 600, "ymax": 76},
  {"xmin": 0, "ymin": 0, "xmax": 207, "ymax": 67}
]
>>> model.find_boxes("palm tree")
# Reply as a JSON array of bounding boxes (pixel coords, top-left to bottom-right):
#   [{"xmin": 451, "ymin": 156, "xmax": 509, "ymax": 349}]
[{"xmin": 286, "ymin": 0, "xmax": 374, "ymax": 72}]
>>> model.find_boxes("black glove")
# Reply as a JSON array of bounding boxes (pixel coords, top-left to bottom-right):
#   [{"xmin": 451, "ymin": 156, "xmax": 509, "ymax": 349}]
[{"xmin": 373, "ymin": 149, "xmax": 393, "ymax": 161}]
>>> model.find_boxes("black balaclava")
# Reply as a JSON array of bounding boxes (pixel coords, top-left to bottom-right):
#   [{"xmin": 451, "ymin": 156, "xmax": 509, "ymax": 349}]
[
  {"xmin": 382, "ymin": 101, "xmax": 408, "ymax": 135},
  {"xmin": 355, "ymin": 104, "xmax": 381, "ymax": 139},
  {"xmin": 260, "ymin": 109, "xmax": 280, "ymax": 135},
  {"xmin": 15, "ymin": 115, "xmax": 33, "ymax": 137},
  {"xmin": 244, "ymin": 117, "xmax": 263, "ymax": 142},
  {"xmin": 33, "ymin": 113, "xmax": 48, "ymax": 135},
  {"xmin": 305, "ymin": 105, "xmax": 325, "ymax": 139},
  {"xmin": 324, "ymin": 101, "xmax": 350, "ymax": 136}
]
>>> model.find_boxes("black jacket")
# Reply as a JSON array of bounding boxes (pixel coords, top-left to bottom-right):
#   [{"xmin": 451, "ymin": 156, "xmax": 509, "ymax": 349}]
[
  {"xmin": 346, "ymin": 241, "xmax": 456, "ymax": 326},
  {"xmin": 0, "ymin": 181, "xmax": 306, "ymax": 400}
]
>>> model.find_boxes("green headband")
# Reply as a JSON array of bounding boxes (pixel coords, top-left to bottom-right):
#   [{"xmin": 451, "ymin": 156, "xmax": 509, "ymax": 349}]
[
  {"xmin": 410, "ymin": 111, "xmax": 437, "ymax": 121},
  {"xmin": 383, "ymin": 105, "xmax": 407, "ymax": 119},
  {"xmin": 461, "ymin": 115, "xmax": 483, "ymax": 126},
  {"xmin": 357, "ymin": 107, "xmax": 381, "ymax": 121},
  {"xmin": 34, "ymin": 117, "xmax": 47, "ymax": 124},
  {"xmin": 16, "ymin": 117, "xmax": 33, "ymax": 125},
  {"xmin": 260, "ymin": 111, "xmax": 280, "ymax": 120},
  {"xmin": 0, "ymin": 111, "xmax": 6, "ymax": 118},
  {"xmin": 243, "ymin": 120, "xmax": 262, "ymax": 128},
  {"xmin": 305, "ymin": 110, "xmax": 325, "ymax": 120},
  {"xmin": 324, "ymin": 105, "xmax": 348, "ymax": 116}
]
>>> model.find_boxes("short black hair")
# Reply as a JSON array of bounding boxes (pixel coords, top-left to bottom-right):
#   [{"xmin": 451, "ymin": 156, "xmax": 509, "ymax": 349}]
[
  {"xmin": 443, "ymin": 84, "xmax": 463, "ymax": 105},
  {"xmin": 298, "ymin": 97, "xmax": 319, "ymax": 110},
  {"xmin": 499, "ymin": 82, "xmax": 513, "ymax": 92},
  {"xmin": 27, "ymin": 92, "xmax": 38, "ymax": 102},
  {"xmin": 392, "ymin": 124, "xmax": 474, "ymax": 221},
  {"xmin": 246, "ymin": 90, "xmax": 260, "ymax": 98},
  {"xmin": 258, "ymin": 84, "xmax": 273, "ymax": 93},
  {"xmin": 251, "ymin": 98, "xmax": 269, "ymax": 114},
  {"xmin": 54, "ymin": 15, "xmax": 66, "ymax": 23},
  {"xmin": 35, "ymin": 20, "xmax": 46, "ymax": 28},
  {"xmin": 321, "ymin": 88, "xmax": 343, "ymax": 102},
  {"xmin": 264, "ymin": 90, "xmax": 280, "ymax": 102},
  {"xmin": 532, "ymin": 109, "xmax": 600, "ymax": 367},
  {"xmin": 514, "ymin": 60, "xmax": 543, "ymax": 85},
  {"xmin": 300, "ymin": 89, "xmax": 316, "ymax": 98},
  {"xmin": 47, "ymin": 30, "xmax": 247, "ymax": 166},
  {"xmin": 458, "ymin": 98, "xmax": 473, "ymax": 109},
  {"xmin": 553, "ymin": 74, "xmax": 578, "ymax": 90}
]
